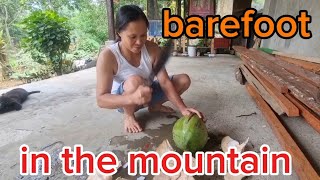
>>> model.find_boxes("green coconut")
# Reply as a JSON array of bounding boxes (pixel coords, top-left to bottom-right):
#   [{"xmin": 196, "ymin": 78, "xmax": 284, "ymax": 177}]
[{"xmin": 172, "ymin": 114, "xmax": 208, "ymax": 152}]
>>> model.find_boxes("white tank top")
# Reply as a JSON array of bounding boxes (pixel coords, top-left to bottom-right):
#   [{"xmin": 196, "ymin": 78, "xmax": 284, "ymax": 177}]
[{"xmin": 108, "ymin": 42, "xmax": 155, "ymax": 94}]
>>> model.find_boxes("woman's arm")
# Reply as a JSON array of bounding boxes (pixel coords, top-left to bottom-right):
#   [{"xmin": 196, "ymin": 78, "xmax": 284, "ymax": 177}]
[
  {"xmin": 146, "ymin": 41, "xmax": 203, "ymax": 119},
  {"xmin": 96, "ymin": 48, "xmax": 137, "ymax": 109},
  {"xmin": 157, "ymin": 68, "xmax": 187, "ymax": 111}
]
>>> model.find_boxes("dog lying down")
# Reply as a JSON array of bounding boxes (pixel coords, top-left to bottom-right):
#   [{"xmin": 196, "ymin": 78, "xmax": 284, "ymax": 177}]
[{"xmin": 0, "ymin": 88, "xmax": 40, "ymax": 114}]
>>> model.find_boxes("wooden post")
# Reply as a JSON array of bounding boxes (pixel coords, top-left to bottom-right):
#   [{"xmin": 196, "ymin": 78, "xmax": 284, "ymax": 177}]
[
  {"xmin": 177, "ymin": 0, "xmax": 181, "ymax": 16},
  {"xmin": 184, "ymin": 0, "xmax": 188, "ymax": 19},
  {"xmin": 147, "ymin": 0, "xmax": 160, "ymax": 20},
  {"xmin": 176, "ymin": 0, "xmax": 182, "ymax": 52},
  {"xmin": 210, "ymin": 38, "xmax": 215, "ymax": 54},
  {"xmin": 181, "ymin": 36, "xmax": 187, "ymax": 54},
  {"xmin": 106, "ymin": 0, "xmax": 115, "ymax": 40}
]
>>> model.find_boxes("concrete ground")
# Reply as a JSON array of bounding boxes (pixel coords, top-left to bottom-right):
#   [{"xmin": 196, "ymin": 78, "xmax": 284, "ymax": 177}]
[{"xmin": 0, "ymin": 55, "xmax": 319, "ymax": 180}]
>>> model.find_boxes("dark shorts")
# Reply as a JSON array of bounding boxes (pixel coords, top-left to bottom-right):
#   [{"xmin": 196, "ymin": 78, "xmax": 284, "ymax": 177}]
[{"xmin": 115, "ymin": 75, "xmax": 174, "ymax": 113}]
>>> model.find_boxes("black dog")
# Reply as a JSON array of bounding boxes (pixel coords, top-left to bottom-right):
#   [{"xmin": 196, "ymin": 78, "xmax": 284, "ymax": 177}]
[{"xmin": 0, "ymin": 88, "xmax": 40, "ymax": 114}]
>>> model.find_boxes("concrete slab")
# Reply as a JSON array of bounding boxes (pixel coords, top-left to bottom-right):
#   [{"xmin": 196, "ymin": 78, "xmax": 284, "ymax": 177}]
[{"xmin": 0, "ymin": 55, "xmax": 318, "ymax": 180}]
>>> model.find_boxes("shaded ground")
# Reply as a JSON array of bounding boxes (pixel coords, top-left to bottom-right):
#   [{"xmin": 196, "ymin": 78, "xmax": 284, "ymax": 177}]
[{"xmin": 0, "ymin": 55, "xmax": 319, "ymax": 180}]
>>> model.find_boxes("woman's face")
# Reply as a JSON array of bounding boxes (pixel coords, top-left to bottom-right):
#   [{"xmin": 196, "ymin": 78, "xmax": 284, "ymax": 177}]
[{"xmin": 118, "ymin": 19, "xmax": 148, "ymax": 54}]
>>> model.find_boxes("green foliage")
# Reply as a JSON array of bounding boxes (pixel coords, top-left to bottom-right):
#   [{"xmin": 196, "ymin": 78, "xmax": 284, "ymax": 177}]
[
  {"xmin": 20, "ymin": 10, "xmax": 71, "ymax": 75},
  {"xmin": 3, "ymin": 0, "xmax": 182, "ymax": 83},
  {"xmin": 8, "ymin": 50, "xmax": 54, "ymax": 82},
  {"xmin": 158, "ymin": 38, "xmax": 171, "ymax": 47},
  {"xmin": 69, "ymin": 6, "xmax": 107, "ymax": 44}
]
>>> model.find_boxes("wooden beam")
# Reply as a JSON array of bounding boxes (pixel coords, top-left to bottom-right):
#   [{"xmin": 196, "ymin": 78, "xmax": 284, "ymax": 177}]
[
  {"xmin": 252, "ymin": 49, "xmax": 320, "ymax": 88},
  {"xmin": 284, "ymin": 93, "xmax": 320, "ymax": 134},
  {"xmin": 246, "ymin": 84, "xmax": 320, "ymax": 180},
  {"xmin": 240, "ymin": 54, "xmax": 289, "ymax": 93},
  {"xmin": 106, "ymin": 0, "xmax": 115, "ymax": 40},
  {"xmin": 234, "ymin": 46, "xmax": 289, "ymax": 93},
  {"xmin": 240, "ymin": 64, "xmax": 284, "ymax": 115},
  {"xmin": 235, "ymin": 46, "xmax": 320, "ymax": 103},
  {"xmin": 246, "ymin": 48, "xmax": 320, "ymax": 103},
  {"xmin": 242, "ymin": 62, "xmax": 299, "ymax": 117},
  {"xmin": 273, "ymin": 51, "xmax": 320, "ymax": 64},
  {"xmin": 243, "ymin": 54, "xmax": 320, "ymax": 116},
  {"xmin": 184, "ymin": 0, "xmax": 187, "ymax": 19},
  {"xmin": 275, "ymin": 55, "xmax": 320, "ymax": 75},
  {"xmin": 147, "ymin": 0, "xmax": 160, "ymax": 19},
  {"xmin": 177, "ymin": 0, "xmax": 181, "ymax": 16}
]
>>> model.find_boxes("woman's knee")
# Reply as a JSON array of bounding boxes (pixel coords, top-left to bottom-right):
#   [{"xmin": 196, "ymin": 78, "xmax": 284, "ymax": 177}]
[
  {"xmin": 179, "ymin": 74, "xmax": 191, "ymax": 90},
  {"xmin": 174, "ymin": 74, "xmax": 191, "ymax": 92},
  {"xmin": 123, "ymin": 75, "xmax": 145, "ymax": 92}
]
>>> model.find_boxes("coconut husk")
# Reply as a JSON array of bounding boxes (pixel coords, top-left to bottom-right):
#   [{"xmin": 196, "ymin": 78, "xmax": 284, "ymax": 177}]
[
  {"xmin": 153, "ymin": 139, "xmax": 195, "ymax": 180},
  {"xmin": 221, "ymin": 136, "xmax": 250, "ymax": 180}
]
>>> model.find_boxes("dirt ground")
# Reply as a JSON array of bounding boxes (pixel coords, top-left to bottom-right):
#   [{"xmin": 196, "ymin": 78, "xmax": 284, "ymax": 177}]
[
  {"xmin": 0, "ymin": 79, "xmax": 24, "ymax": 90},
  {"xmin": 0, "ymin": 55, "xmax": 319, "ymax": 180}
]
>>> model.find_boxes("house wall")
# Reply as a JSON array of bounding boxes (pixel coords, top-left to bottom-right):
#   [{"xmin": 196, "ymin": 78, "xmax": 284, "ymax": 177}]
[{"xmin": 261, "ymin": 0, "xmax": 320, "ymax": 57}]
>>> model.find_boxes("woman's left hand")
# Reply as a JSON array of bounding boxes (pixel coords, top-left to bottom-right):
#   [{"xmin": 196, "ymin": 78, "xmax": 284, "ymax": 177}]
[{"xmin": 181, "ymin": 107, "xmax": 205, "ymax": 122}]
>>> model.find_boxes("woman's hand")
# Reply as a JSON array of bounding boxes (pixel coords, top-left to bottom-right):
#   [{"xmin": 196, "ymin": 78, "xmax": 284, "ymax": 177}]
[
  {"xmin": 131, "ymin": 85, "xmax": 153, "ymax": 106},
  {"xmin": 180, "ymin": 107, "xmax": 205, "ymax": 121}
]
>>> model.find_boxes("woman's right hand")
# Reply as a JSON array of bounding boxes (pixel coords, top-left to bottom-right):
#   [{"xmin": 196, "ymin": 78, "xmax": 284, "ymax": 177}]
[{"xmin": 131, "ymin": 85, "xmax": 153, "ymax": 105}]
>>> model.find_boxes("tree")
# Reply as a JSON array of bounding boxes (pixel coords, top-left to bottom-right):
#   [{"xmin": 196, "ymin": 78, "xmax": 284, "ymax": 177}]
[
  {"xmin": 0, "ymin": 31, "xmax": 8, "ymax": 80},
  {"xmin": 147, "ymin": 0, "xmax": 160, "ymax": 19},
  {"xmin": 0, "ymin": 0, "xmax": 26, "ymax": 46},
  {"xmin": 21, "ymin": 10, "xmax": 71, "ymax": 75}
]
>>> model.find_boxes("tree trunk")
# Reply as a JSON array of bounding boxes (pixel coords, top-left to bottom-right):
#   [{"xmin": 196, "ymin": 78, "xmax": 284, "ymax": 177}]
[
  {"xmin": 4, "ymin": 6, "xmax": 12, "ymax": 47},
  {"xmin": 147, "ymin": 0, "xmax": 160, "ymax": 19},
  {"xmin": 54, "ymin": 61, "xmax": 62, "ymax": 76},
  {"xmin": 0, "ymin": 54, "xmax": 8, "ymax": 81},
  {"xmin": 105, "ymin": 0, "xmax": 115, "ymax": 40},
  {"xmin": 177, "ymin": 0, "xmax": 181, "ymax": 16}
]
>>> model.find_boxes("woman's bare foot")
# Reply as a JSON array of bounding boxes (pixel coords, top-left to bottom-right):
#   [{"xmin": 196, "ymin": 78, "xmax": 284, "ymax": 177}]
[
  {"xmin": 148, "ymin": 104, "xmax": 175, "ymax": 113},
  {"xmin": 124, "ymin": 115, "xmax": 142, "ymax": 133}
]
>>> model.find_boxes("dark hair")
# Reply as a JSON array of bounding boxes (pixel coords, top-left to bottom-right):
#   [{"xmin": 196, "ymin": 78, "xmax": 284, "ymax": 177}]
[{"xmin": 115, "ymin": 5, "xmax": 149, "ymax": 41}]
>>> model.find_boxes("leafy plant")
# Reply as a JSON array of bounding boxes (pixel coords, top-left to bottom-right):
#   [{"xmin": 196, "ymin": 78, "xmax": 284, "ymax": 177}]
[
  {"xmin": 159, "ymin": 38, "xmax": 171, "ymax": 47},
  {"xmin": 20, "ymin": 10, "xmax": 71, "ymax": 75},
  {"xmin": 8, "ymin": 50, "xmax": 54, "ymax": 82}
]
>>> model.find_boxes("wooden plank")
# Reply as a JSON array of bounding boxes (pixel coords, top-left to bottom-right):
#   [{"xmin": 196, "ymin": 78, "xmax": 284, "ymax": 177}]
[
  {"xmin": 235, "ymin": 46, "xmax": 320, "ymax": 103},
  {"xmin": 242, "ymin": 62, "xmax": 299, "ymax": 117},
  {"xmin": 240, "ymin": 64, "xmax": 284, "ymax": 115},
  {"xmin": 235, "ymin": 46, "xmax": 320, "ymax": 117},
  {"xmin": 234, "ymin": 46, "xmax": 289, "ymax": 93},
  {"xmin": 273, "ymin": 51, "xmax": 320, "ymax": 64},
  {"xmin": 275, "ymin": 55, "xmax": 320, "ymax": 75},
  {"xmin": 245, "ymin": 48, "xmax": 320, "ymax": 103},
  {"xmin": 284, "ymin": 93, "xmax": 320, "ymax": 134},
  {"xmin": 252, "ymin": 49, "xmax": 320, "ymax": 88},
  {"xmin": 246, "ymin": 84, "xmax": 320, "ymax": 180},
  {"xmin": 288, "ymin": 88, "xmax": 320, "ymax": 117},
  {"xmin": 240, "ymin": 53, "xmax": 289, "ymax": 93}
]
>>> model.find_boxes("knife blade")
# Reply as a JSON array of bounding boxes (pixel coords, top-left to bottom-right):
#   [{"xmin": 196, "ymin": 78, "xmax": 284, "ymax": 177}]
[{"xmin": 153, "ymin": 39, "xmax": 173, "ymax": 76}]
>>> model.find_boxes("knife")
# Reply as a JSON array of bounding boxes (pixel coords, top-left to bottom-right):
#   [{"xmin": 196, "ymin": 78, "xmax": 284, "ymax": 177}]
[{"xmin": 153, "ymin": 39, "xmax": 173, "ymax": 76}]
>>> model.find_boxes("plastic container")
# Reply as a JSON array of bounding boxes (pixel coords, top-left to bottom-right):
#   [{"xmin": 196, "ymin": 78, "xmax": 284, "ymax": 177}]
[{"xmin": 188, "ymin": 46, "xmax": 197, "ymax": 57}]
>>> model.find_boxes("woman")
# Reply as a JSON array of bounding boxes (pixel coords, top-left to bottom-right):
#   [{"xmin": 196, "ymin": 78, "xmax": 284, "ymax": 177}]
[{"xmin": 96, "ymin": 5, "xmax": 203, "ymax": 133}]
